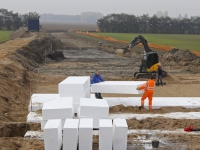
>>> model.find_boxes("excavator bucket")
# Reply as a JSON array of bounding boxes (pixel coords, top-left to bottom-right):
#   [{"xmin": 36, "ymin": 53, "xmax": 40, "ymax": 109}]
[{"xmin": 115, "ymin": 49, "xmax": 125, "ymax": 57}]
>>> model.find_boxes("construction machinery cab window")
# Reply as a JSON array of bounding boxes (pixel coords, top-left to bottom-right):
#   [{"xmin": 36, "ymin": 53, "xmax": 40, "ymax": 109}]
[{"xmin": 146, "ymin": 53, "xmax": 159, "ymax": 69}]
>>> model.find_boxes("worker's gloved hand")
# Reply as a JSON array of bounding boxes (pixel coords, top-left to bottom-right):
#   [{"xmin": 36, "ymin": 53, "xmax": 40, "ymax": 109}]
[{"xmin": 136, "ymin": 87, "xmax": 139, "ymax": 90}]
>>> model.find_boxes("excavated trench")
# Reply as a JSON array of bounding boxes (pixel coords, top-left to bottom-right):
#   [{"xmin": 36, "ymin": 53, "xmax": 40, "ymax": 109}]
[
  {"xmin": 0, "ymin": 123, "xmax": 40, "ymax": 137},
  {"xmin": 0, "ymin": 35, "xmax": 63, "ymax": 139}
]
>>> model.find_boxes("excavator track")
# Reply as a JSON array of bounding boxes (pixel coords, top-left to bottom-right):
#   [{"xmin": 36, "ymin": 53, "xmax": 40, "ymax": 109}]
[
  {"xmin": 134, "ymin": 72, "xmax": 156, "ymax": 79},
  {"xmin": 134, "ymin": 70, "xmax": 167, "ymax": 79}
]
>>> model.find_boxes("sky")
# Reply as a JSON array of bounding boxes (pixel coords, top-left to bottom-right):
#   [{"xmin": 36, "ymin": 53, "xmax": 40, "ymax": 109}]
[{"xmin": 0, "ymin": 0, "xmax": 199, "ymax": 17}]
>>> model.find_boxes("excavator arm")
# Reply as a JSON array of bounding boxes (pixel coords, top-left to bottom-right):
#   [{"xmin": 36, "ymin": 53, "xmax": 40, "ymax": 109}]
[
  {"xmin": 127, "ymin": 35, "xmax": 152, "ymax": 53},
  {"xmin": 116, "ymin": 34, "xmax": 167, "ymax": 79}
]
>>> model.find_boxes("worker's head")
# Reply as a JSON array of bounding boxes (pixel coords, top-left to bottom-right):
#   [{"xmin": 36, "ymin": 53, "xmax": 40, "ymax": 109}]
[
  {"xmin": 95, "ymin": 70, "xmax": 99, "ymax": 75},
  {"xmin": 150, "ymin": 75, "xmax": 154, "ymax": 80}
]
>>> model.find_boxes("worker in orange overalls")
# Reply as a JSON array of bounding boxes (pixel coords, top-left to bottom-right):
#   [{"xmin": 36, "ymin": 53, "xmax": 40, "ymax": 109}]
[{"xmin": 136, "ymin": 75, "xmax": 155, "ymax": 110}]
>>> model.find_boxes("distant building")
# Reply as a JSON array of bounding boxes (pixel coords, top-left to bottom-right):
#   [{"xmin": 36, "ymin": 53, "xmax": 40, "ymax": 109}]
[
  {"xmin": 164, "ymin": 11, "xmax": 168, "ymax": 17},
  {"xmin": 155, "ymin": 11, "xmax": 164, "ymax": 18},
  {"xmin": 184, "ymin": 14, "xmax": 188, "ymax": 18},
  {"xmin": 178, "ymin": 14, "xmax": 183, "ymax": 19},
  {"xmin": 27, "ymin": 20, "xmax": 40, "ymax": 31}
]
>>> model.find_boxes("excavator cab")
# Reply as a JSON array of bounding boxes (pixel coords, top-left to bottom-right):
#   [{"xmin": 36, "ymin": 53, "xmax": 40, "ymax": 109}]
[
  {"xmin": 135, "ymin": 52, "xmax": 160, "ymax": 79},
  {"xmin": 140, "ymin": 52, "xmax": 159, "ymax": 72}
]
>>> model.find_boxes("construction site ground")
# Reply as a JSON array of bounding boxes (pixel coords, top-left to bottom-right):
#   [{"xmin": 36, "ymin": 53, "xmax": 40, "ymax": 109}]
[{"xmin": 0, "ymin": 30, "xmax": 200, "ymax": 150}]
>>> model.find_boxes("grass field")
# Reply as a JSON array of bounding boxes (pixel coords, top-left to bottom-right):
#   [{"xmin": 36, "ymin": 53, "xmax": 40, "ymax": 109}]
[
  {"xmin": 0, "ymin": 30, "xmax": 12, "ymax": 43},
  {"xmin": 95, "ymin": 33, "xmax": 200, "ymax": 52}
]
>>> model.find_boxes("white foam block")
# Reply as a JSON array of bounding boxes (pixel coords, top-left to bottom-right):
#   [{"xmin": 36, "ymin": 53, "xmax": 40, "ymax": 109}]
[
  {"xmin": 42, "ymin": 98, "xmax": 73, "ymax": 120},
  {"xmin": 24, "ymin": 131, "xmax": 44, "ymax": 140},
  {"xmin": 91, "ymin": 81, "xmax": 146, "ymax": 94},
  {"xmin": 72, "ymin": 91, "xmax": 91, "ymax": 113},
  {"xmin": 90, "ymin": 94, "xmax": 95, "ymax": 98},
  {"xmin": 81, "ymin": 117, "xmax": 105, "ymax": 129},
  {"xmin": 29, "ymin": 94, "xmax": 60, "ymax": 112},
  {"xmin": 93, "ymin": 118, "xmax": 100, "ymax": 129},
  {"xmin": 99, "ymin": 119, "xmax": 113, "ymax": 150},
  {"xmin": 105, "ymin": 97, "xmax": 200, "ymax": 109},
  {"xmin": 63, "ymin": 119, "xmax": 79, "ymax": 150},
  {"xmin": 60, "ymin": 86, "xmax": 91, "ymax": 98},
  {"xmin": 73, "ymin": 102, "xmax": 79, "ymax": 113},
  {"xmin": 44, "ymin": 119, "xmax": 62, "ymax": 150},
  {"xmin": 29, "ymin": 94, "xmax": 93, "ymax": 113},
  {"xmin": 80, "ymin": 98, "xmax": 109, "ymax": 118},
  {"xmin": 79, "ymin": 119, "xmax": 93, "ymax": 150},
  {"xmin": 59, "ymin": 76, "xmax": 90, "ymax": 97},
  {"xmin": 41, "ymin": 119, "xmax": 67, "ymax": 130},
  {"xmin": 77, "ymin": 108, "xmax": 107, "ymax": 128},
  {"xmin": 113, "ymin": 119, "xmax": 128, "ymax": 150},
  {"xmin": 27, "ymin": 112, "xmax": 42, "ymax": 123}
]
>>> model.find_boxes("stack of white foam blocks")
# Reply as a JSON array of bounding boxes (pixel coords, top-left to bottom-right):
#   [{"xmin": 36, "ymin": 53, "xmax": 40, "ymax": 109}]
[
  {"xmin": 33, "ymin": 76, "xmax": 128, "ymax": 150},
  {"xmin": 58, "ymin": 76, "xmax": 91, "ymax": 113},
  {"xmin": 39, "ymin": 76, "xmax": 91, "ymax": 130},
  {"xmin": 44, "ymin": 118, "xmax": 128, "ymax": 150}
]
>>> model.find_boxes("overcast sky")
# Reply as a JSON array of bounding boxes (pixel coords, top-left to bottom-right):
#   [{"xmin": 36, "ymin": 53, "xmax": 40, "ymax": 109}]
[{"xmin": 0, "ymin": 0, "xmax": 199, "ymax": 17}]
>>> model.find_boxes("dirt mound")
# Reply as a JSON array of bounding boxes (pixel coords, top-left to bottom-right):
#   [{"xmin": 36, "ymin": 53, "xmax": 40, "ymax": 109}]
[
  {"xmin": 0, "ymin": 138, "xmax": 44, "ymax": 150},
  {"xmin": 46, "ymin": 51, "xmax": 66, "ymax": 60},
  {"xmin": 162, "ymin": 49, "xmax": 200, "ymax": 73},
  {"xmin": 12, "ymin": 36, "xmax": 63, "ymax": 70},
  {"xmin": 11, "ymin": 27, "xmax": 27, "ymax": 39},
  {"xmin": 0, "ymin": 122, "xmax": 40, "ymax": 137},
  {"xmin": 0, "ymin": 35, "xmax": 63, "ymax": 123},
  {"xmin": 127, "ymin": 118, "xmax": 200, "ymax": 130},
  {"xmin": 109, "ymin": 105, "xmax": 200, "ymax": 114}
]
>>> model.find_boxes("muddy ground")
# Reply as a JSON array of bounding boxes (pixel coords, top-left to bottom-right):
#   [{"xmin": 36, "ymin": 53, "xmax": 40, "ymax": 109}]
[{"xmin": 0, "ymin": 30, "xmax": 200, "ymax": 149}]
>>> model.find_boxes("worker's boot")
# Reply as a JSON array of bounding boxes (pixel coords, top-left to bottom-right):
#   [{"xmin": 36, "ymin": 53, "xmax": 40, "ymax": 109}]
[
  {"xmin": 139, "ymin": 100, "xmax": 144, "ymax": 110},
  {"xmin": 95, "ymin": 93, "xmax": 98, "ymax": 99},
  {"xmin": 139, "ymin": 106, "xmax": 144, "ymax": 110},
  {"xmin": 99, "ymin": 94, "xmax": 103, "ymax": 99}
]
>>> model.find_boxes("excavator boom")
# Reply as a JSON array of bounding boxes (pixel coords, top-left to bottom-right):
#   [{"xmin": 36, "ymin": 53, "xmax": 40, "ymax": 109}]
[{"xmin": 127, "ymin": 35, "xmax": 152, "ymax": 53}]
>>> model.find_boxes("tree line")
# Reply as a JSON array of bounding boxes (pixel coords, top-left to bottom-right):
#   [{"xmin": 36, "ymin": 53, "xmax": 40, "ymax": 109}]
[
  {"xmin": 0, "ymin": 8, "xmax": 40, "ymax": 30},
  {"xmin": 97, "ymin": 13, "xmax": 200, "ymax": 34}
]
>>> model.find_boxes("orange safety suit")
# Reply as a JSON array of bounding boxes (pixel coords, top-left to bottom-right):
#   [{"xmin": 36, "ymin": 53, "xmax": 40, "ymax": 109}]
[{"xmin": 138, "ymin": 79, "xmax": 155, "ymax": 110}]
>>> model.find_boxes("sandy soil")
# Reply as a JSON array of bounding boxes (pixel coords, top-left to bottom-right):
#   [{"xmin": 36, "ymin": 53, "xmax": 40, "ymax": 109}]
[
  {"xmin": 0, "ymin": 30, "xmax": 200, "ymax": 149},
  {"xmin": 35, "ymin": 33, "xmax": 200, "ymax": 97},
  {"xmin": 110, "ymin": 105, "xmax": 200, "ymax": 114},
  {"xmin": 0, "ymin": 29, "xmax": 39, "ymax": 59}
]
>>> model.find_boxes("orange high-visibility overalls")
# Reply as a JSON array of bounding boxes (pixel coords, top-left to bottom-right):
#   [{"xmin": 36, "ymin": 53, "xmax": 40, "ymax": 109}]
[{"xmin": 138, "ymin": 79, "xmax": 155, "ymax": 110}]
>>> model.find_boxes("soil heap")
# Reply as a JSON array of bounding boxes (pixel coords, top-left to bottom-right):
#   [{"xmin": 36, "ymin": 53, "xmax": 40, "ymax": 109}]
[
  {"xmin": 161, "ymin": 48, "xmax": 200, "ymax": 73},
  {"xmin": 0, "ymin": 35, "xmax": 63, "ymax": 123}
]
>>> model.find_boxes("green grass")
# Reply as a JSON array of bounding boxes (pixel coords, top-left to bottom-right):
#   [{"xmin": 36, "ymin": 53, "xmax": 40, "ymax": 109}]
[
  {"xmin": 94, "ymin": 33, "xmax": 200, "ymax": 52},
  {"xmin": 0, "ymin": 30, "xmax": 12, "ymax": 43}
]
